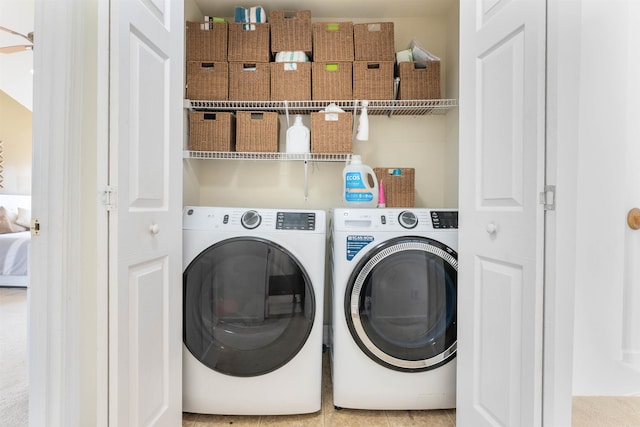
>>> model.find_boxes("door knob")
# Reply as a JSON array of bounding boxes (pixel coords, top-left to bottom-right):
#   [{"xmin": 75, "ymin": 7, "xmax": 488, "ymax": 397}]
[
  {"xmin": 486, "ymin": 222, "xmax": 498, "ymax": 234},
  {"xmin": 149, "ymin": 223, "xmax": 160, "ymax": 234},
  {"xmin": 628, "ymin": 208, "xmax": 640, "ymax": 230}
]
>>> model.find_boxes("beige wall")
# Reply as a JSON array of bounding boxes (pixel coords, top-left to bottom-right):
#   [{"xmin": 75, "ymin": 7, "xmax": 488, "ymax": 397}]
[
  {"xmin": 0, "ymin": 90, "xmax": 32, "ymax": 195},
  {"xmin": 183, "ymin": 14, "xmax": 458, "ymax": 210}
]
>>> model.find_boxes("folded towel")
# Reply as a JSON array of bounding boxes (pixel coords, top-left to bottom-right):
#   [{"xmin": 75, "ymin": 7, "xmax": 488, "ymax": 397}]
[
  {"xmin": 234, "ymin": 6, "xmax": 247, "ymax": 23},
  {"xmin": 249, "ymin": 6, "xmax": 266, "ymax": 23},
  {"xmin": 395, "ymin": 48, "xmax": 413, "ymax": 64},
  {"xmin": 274, "ymin": 51, "xmax": 309, "ymax": 63},
  {"xmin": 202, "ymin": 16, "xmax": 227, "ymax": 30},
  {"xmin": 235, "ymin": 6, "xmax": 266, "ymax": 23}
]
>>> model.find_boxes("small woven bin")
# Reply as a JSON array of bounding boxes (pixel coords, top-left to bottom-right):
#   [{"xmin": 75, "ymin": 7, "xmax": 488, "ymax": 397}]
[
  {"xmin": 270, "ymin": 10, "xmax": 312, "ymax": 54},
  {"xmin": 189, "ymin": 111, "xmax": 235, "ymax": 151},
  {"xmin": 236, "ymin": 111, "xmax": 279, "ymax": 152},
  {"xmin": 186, "ymin": 21, "xmax": 228, "ymax": 62},
  {"xmin": 397, "ymin": 60, "xmax": 441, "ymax": 99},
  {"xmin": 186, "ymin": 61, "xmax": 228, "ymax": 100},
  {"xmin": 353, "ymin": 61, "xmax": 395, "ymax": 100},
  {"xmin": 353, "ymin": 22, "xmax": 395, "ymax": 61},
  {"xmin": 310, "ymin": 112, "xmax": 353, "ymax": 153},
  {"xmin": 228, "ymin": 62, "xmax": 270, "ymax": 101},
  {"xmin": 312, "ymin": 22, "xmax": 354, "ymax": 62},
  {"xmin": 374, "ymin": 167, "xmax": 415, "ymax": 207},
  {"xmin": 270, "ymin": 62, "xmax": 311, "ymax": 100},
  {"xmin": 312, "ymin": 62, "xmax": 353, "ymax": 100},
  {"xmin": 228, "ymin": 22, "xmax": 271, "ymax": 63}
]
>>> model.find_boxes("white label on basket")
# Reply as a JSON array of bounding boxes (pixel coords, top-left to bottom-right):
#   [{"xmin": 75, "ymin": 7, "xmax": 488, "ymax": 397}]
[
  {"xmin": 324, "ymin": 113, "xmax": 339, "ymax": 121},
  {"xmin": 284, "ymin": 63, "xmax": 298, "ymax": 71},
  {"xmin": 368, "ymin": 23, "xmax": 381, "ymax": 32}
]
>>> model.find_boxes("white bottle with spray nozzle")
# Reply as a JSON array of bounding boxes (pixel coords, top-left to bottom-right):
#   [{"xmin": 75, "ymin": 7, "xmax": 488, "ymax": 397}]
[
  {"xmin": 342, "ymin": 155, "xmax": 379, "ymax": 207},
  {"xmin": 285, "ymin": 115, "xmax": 310, "ymax": 154},
  {"xmin": 356, "ymin": 100, "xmax": 369, "ymax": 141}
]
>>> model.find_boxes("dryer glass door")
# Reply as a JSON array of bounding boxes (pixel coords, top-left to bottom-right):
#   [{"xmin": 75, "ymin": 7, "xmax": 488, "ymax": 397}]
[
  {"xmin": 183, "ymin": 237, "xmax": 315, "ymax": 377},
  {"xmin": 345, "ymin": 236, "xmax": 457, "ymax": 372}
]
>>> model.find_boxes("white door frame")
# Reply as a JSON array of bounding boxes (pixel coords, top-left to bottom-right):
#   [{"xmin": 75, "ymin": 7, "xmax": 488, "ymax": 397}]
[
  {"xmin": 29, "ymin": 0, "xmax": 109, "ymax": 425},
  {"xmin": 543, "ymin": 0, "xmax": 581, "ymax": 424}
]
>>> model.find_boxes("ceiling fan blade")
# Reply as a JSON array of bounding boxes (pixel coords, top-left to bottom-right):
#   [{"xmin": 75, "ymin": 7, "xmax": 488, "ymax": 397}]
[
  {"xmin": 0, "ymin": 44, "xmax": 33, "ymax": 54},
  {"xmin": 0, "ymin": 25, "xmax": 33, "ymax": 43}
]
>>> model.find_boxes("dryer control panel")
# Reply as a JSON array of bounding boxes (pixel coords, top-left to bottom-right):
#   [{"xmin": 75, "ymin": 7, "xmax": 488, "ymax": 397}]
[{"xmin": 276, "ymin": 212, "xmax": 317, "ymax": 230}]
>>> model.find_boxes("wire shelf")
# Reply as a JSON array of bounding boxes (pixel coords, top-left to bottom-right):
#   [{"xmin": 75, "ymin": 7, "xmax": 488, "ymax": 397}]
[
  {"xmin": 183, "ymin": 151, "xmax": 352, "ymax": 162},
  {"xmin": 184, "ymin": 99, "xmax": 457, "ymax": 116}
]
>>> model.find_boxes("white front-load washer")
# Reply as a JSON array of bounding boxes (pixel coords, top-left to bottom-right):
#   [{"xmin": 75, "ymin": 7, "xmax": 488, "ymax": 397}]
[
  {"xmin": 331, "ymin": 208, "xmax": 458, "ymax": 410},
  {"xmin": 182, "ymin": 206, "xmax": 326, "ymax": 415}
]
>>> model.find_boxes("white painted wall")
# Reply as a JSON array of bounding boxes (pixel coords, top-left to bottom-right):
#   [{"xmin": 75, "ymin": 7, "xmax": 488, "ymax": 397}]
[{"xmin": 572, "ymin": 0, "xmax": 640, "ymax": 396}]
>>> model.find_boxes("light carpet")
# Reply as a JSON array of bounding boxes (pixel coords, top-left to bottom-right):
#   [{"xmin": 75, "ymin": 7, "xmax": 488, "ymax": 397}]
[{"xmin": 0, "ymin": 287, "xmax": 28, "ymax": 427}]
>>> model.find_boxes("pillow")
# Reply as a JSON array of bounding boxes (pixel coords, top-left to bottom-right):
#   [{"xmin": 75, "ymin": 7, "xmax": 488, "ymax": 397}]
[
  {"xmin": 15, "ymin": 207, "xmax": 31, "ymax": 229},
  {"xmin": 0, "ymin": 206, "xmax": 18, "ymax": 223},
  {"xmin": 0, "ymin": 213, "xmax": 15, "ymax": 234}
]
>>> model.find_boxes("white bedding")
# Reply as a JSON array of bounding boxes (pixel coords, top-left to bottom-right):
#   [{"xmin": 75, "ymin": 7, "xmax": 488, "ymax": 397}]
[
  {"xmin": 0, "ymin": 195, "xmax": 31, "ymax": 287},
  {"xmin": 0, "ymin": 231, "xmax": 30, "ymax": 275}
]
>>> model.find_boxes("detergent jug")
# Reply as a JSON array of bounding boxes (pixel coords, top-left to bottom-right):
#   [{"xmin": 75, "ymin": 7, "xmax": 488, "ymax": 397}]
[{"xmin": 342, "ymin": 155, "xmax": 379, "ymax": 207}]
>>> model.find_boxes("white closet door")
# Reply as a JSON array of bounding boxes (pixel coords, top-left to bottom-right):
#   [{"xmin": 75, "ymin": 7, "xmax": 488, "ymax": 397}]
[
  {"xmin": 109, "ymin": 0, "xmax": 183, "ymax": 425},
  {"xmin": 458, "ymin": 0, "xmax": 546, "ymax": 425}
]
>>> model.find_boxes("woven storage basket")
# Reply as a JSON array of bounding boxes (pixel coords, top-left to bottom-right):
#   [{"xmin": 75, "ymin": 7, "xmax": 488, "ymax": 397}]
[
  {"xmin": 312, "ymin": 62, "xmax": 352, "ymax": 100},
  {"xmin": 354, "ymin": 22, "xmax": 395, "ymax": 61},
  {"xmin": 186, "ymin": 21, "xmax": 228, "ymax": 62},
  {"xmin": 374, "ymin": 167, "xmax": 415, "ymax": 207},
  {"xmin": 186, "ymin": 61, "xmax": 228, "ymax": 100},
  {"xmin": 189, "ymin": 111, "xmax": 235, "ymax": 151},
  {"xmin": 312, "ymin": 22, "xmax": 354, "ymax": 61},
  {"xmin": 228, "ymin": 22, "xmax": 271, "ymax": 63},
  {"xmin": 397, "ymin": 60, "xmax": 441, "ymax": 99},
  {"xmin": 228, "ymin": 62, "xmax": 270, "ymax": 101},
  {"xmin": 236, "ymin": 111, "xmax": 279, "ymax": 152},
  {"xmin": 353, "ymin": 61, "xmax": 395, "ymax": 100},
  {"xmin": 270, "ymin": 62, "xmax": 311, "ymax": 100},
  {"xmin": 310, "ymin": 112, "xmax": 353, "ymax": 153},
  {"xmin": 270, "ymin": 10, "xmax": 312, "ymax": 54}
]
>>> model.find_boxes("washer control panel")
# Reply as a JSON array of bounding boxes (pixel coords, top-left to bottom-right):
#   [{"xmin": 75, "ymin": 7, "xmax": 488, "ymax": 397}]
[
  {"xmin": 398, "ymin": 210, "xmax": 418, "ymax": 229},
  {"xmin": 241, "ymin": 210, "xmax": 262, "ymax": 229},
  {"xmin": 430, "ymin": 211, "xmax": 458, "ymax": 229},
  {"xmin": 276, "ymin": 212, "xmax": 316, "ymax": 230}
]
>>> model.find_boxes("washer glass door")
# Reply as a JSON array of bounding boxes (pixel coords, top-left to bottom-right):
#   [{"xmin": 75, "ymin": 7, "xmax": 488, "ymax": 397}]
[
  {"xmin": 345, "ymin": 236, "xmax": 457, "ymax": 372},
  {"xmin": 184, "ymin": 237, "xmax": 315, "ymax": 377}
]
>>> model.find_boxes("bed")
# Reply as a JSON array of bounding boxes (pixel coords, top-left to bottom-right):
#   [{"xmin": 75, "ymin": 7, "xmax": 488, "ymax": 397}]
[{"xmin": 0, "ymin": 195, "xmax": 31, "ymax": 287}]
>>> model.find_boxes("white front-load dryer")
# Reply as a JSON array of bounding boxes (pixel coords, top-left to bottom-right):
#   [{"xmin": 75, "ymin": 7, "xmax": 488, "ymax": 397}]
[
  {"xmin": 182, "ymin": 206, "xmax": 326, "ymax": 415},
  {"xmin": 331, "ymin": 208, "xmax": 458, "ymax": 410}
]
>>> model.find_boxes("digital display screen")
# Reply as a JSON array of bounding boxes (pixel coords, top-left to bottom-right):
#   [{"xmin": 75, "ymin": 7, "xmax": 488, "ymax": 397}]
[
  {"xmin": 277, "ymin": 212, "xmax": 315, "ymax": 230},
  {"xmin": 431, "ymin": 211, "xmax": 458, "ymax": 229}
]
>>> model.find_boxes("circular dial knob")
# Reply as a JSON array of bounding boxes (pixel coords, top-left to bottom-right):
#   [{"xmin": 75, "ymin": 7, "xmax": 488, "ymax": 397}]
[
  {"xmin": 241, "ymin": 210, "xmax": 261, "ymax": 229},
  {"xmin": 398, "ymin": 210, "xmax": 418, "ymax": 229}
]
